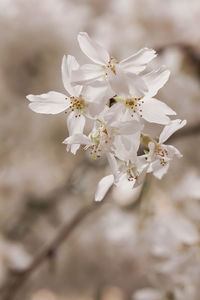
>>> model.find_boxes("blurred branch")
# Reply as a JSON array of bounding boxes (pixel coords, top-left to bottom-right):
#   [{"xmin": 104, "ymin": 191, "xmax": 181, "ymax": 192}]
[
  {"xmin": 156, "ymin": 43, "xmax": 200, "ymax": 77},
  {"xmin": 5, "ymin": 159, "xmax": 106, "ymax": 240},
  {"xmin": 1, "ymin": 172, "xmax": 149, "ymax": 300},
  {"xmin": 2, "ymin": 93, "xmax": 200, "ymax": 300},
  {"xmin": 0, "ymin": 202, "xmax": 103, "ymax": 300}
]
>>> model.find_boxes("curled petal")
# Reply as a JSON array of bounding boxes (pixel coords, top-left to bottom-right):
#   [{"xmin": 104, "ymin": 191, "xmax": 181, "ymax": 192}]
[
  {"xmin": 147, "ymin": 159, "xmax": 169, "ymax": 179},
  {"xmin": 151, "ymin": 160, "xmax": 170, "ymax": 179},
  {"xmin": 27, "ymin": 91, "xmax": 70, "ymax": 114},
  {"xmin": 159, "ymin": 119, "xmax": 187, "ymax": 144},
  {"xmin": 78, "ymin": 32, "xmax": 110, "ymax": 65},
  {"xmin": 95, "ymin": 175, "xmax": 114, "ymax": 202},
  {"xmin": 143, "ymin": 66, "xmax": 170, "ymax": 97},
  {"xmin": 165, "ymin": 145, "xmax": 182, "ymax": 159},
  {"xmin": 63, "ymin": 133, "xmax": 91, "ymax": 146}
]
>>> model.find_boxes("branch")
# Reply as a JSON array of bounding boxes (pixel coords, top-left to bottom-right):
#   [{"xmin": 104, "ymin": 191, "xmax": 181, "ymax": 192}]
[
  {"xmin": 0, "ymin": 202, "xmax": 103, "ymax": 300},
  {"xmin": 156, "ymin": 43, "xmax": 200, "ymax": 77},
  {"xmin": 2, "ymin": 119, "xmax": 200, "ymax": 300}
]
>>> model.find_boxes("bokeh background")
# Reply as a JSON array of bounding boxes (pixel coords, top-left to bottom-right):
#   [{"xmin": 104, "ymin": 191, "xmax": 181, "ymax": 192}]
[{"xmin": 0, "ymin": 0, "xmax": 200, "ymax": 299}]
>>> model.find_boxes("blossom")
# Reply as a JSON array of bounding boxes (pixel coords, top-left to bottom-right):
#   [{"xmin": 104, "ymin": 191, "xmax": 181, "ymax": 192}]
[
  {"xmin": 95, "ymin": 156, "xmax": 148, "ymax": 202},
  {"xmin": 145, "ymin": 119, "xmax": 187, "ymax": 179},
  {"xmin": 63, "ymin": 107, "xmax": 143, "ymax": 171},
  {"xmin": 110, "ymin": 66, "xmax": 176, "ymax": 125},
  {"xmin": 26, "ymin": 31, "xmax": 186, "ymax": 201},
  {"xmin": 27, "ymin": 55, "xmax": 112, "ymax": 153},
  {"xmin": 71, "ymin": 32, "xmax": 156, "ymax": 96}
]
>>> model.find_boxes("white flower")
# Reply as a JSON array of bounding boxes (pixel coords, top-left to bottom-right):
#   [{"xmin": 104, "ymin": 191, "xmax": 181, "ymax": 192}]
[
  {"xmin": 146, "ymin": 119, "xmax": 187, "ymax": 179},
  {"xmin": 111, "ymin": 66, "xmax": 176, "ymax": 125},
  {"xmin": 27, "ymin": 55, "xmax": 113, "ymax": 153},
  {"xmin": 71, "ymin": 32, "xmax": 156, "ymax": 96},
  {"xmin": 95, "ymin": 174, "xmax": 115, "ymax": 202},
  {"xmin": 26, "ymin": 31, "xmax": 187, "ymax": 201},
  {"xmin": 63, "ymin": 105, "xmax": 142, "ymax": 157},
  {"xmin": 95, "ymin": 156, "xmax": 148, "ymax": 202}
]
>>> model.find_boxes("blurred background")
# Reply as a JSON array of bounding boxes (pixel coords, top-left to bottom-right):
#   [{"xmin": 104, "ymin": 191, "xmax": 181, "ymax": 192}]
[{"xmin": 0, "ymin": 0, "xmax": 200, "ymax": 299}]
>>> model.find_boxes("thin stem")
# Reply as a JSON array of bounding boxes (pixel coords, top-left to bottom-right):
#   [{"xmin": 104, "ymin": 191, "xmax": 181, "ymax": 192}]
[{"xmin": 0, "ymin": 202, "xmax": 102, "ymax": 300}]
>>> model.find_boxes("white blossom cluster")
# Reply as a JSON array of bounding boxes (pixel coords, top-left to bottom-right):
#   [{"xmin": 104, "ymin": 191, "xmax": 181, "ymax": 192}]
[{"xmin": 26, "ymin": 32, "xmax": 186, "ymax": 201}]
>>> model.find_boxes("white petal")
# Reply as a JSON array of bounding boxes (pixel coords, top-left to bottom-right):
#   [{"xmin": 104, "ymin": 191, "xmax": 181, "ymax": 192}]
[
  {"xmin": 95, "ymin": 175, "xmax": 114, "ymax": 202},
  {"xmin": 126, "ymin": 73, "xmax": 148, "ymax": 97},
  {"xmin": 87, "ymin": 101, "xmax": 107, "ymax": 118},
  {"xmin": 159, "ymin": 119, "xmax": 187, "ymax": 144},
  {"xmin": 120, "ymin": 48, "xmax": 157, "ymax": 74},
  {"xmin": 113, "ymin": 120, "xmax": 143, "ymax": 135},
  {"xmin": 83, "ymin": 83, "xmax": 113, "ymax": 117},
  {"xmin": 67, "ymin": 112, "xmax": 85, "ymax": 136},
  {"xmin": 114, "ymin": 132, "xmax": 140, "ymax": 162},
  {"xmin": 104, "ymin": 102, "xmax": 125, "ymax": 124},
  {"xmin": 71, "ymin": 64, "xmax": 104, "ymax": 85},
  {"xmin": 165, "ymin": 145, "xmax": 182, "ymax": 159},
  {"xmin": 61, "ymin": 55, "xmax": 82, "ymax": 96},
  {"xmin": 70, "ymin": 145, "xmax": 80, "ymax": 155},
  {"xmin": 83, "ymin": 81, "xmax": 112, "ymax": 103},
  {"xmin": 143, "ymin": 66, "xmax": 170, "ymax": 97},
  {"xmin": 63, "ymin": 133, "xmax": 91, "ymax": 145},
  {"xmin": 108, "ymin": 66, "xmax": 130, "ymax": 96},
  {"xmin": 142, "ymin": 98, "xmax": 175, "ymax": 125},
  {"xmin": 78, "ymin": 32, "xmax": 110, "ymax": 65},
  {"xmin": 134, "ymin": 165, "xmax": 148, "ymax": 188},
  {"xmin": 65, "ymin": 143, "xmax": 80, "ymax": 155},
  {"xmin": 106, "ymin": 153, "xmax": 120, "ymax": 182},
  {"xmin": 27, "ymin": 91, "xmax": 70, "ymax": 114},
  {"xmin": 151, "ymin": 160, "xmax": 170, "ymax": 179}
]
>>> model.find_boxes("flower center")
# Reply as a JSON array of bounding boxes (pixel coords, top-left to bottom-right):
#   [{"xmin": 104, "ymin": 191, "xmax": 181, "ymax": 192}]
[
  {"xmin": 87, "ymin": 122, "xmax": 113, "ymax": 160},
  {"xmin": 127, "ymin": 167, "xmax": 139, "ymax": 181},
  {"xmin": 103, "ymin": 57, "xmax": 119, "ymax": 78},
  {"xmin": 154, "ymin": 144, "xmax": 169, "ymax": 166},
  {"xmin": 125, "ymin": 97, "xmax": 144, "ymax": 117},
  {"xmin": 68, "ymin": 95, "xmax": 87, "ymax": 117}
]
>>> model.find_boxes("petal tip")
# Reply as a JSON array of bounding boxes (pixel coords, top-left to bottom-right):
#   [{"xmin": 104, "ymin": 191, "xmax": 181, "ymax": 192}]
[{"xmin": 26, "ymin": 94, "xmax": 33, "ymax": 101}]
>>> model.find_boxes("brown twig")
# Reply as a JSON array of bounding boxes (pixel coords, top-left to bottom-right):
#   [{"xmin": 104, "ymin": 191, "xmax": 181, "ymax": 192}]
[
  {"xmin": 2, "ymin": 121, "xmax": 200, "ymax": 300},
  {"xmin": 0, "ymin": 202, "xmax": 103, "ymax": 300},
  {"xmin": 1, "ymin": 121, "xmax": 200, "ymax": 300}
]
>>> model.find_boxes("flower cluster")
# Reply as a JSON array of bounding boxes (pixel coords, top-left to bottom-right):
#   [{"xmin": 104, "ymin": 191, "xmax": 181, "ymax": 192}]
[{"xmin": 26, "ymin": 32, "xmax": 186, "ymax": 201}]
